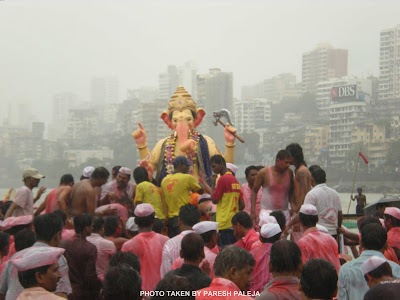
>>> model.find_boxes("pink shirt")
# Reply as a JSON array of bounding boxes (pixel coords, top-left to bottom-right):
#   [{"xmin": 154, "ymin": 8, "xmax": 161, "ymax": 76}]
[
  {"xmin": 45, "ymin": 189, "xmax": 60, "ymax": 213},
  {"xmin": 170, "ymin": 246, "xmax": 217, "ymax": 278},
  {"xmin": 388, "ymin": 227, "xmax": 400, "ymax": 251},
  {"xmin": 196, "ymin": 277, "xmax": 253, "ymax": 300},
  {"xmin": 61, "ymin": 229, "xmax": 75, "ymax": 241},
  {"xmin": 233, "ymin": 229, "xmax": 260, "ymax": 252},
  {"xmin": 87, "ymin": 233, "xmax": 117, "ymax": 282},
  {"xmin": 297, "ymin": 227, "xmax": 340, "ymax": 273},
  {"xmin": 12, "ymin": 186, "xmax": 33, "ymax": 217},
  {"xmin": 160, "ymin": 230, "xmax": 193, "ymax": 277},
  {"xmin": 121, "ymin": 231, "xmax": 169, "ymax": 292},
  {"xmin": 242, "ymin": 183, "xmax": 262, "ymax": 217},
  {"xmin": 95, "ymin": 203, "xmax": 129, "ymax": 221},
  {"xmin": 250, "ymin": 243, "xmax": 273, "ymax": 293},
  {"xmin": 100, "ymin": 181, "xmax": 135, "ymax": 203},
  {"xmin": 16, "ymin": 287, "xmax": 64, "ymax": 300}
]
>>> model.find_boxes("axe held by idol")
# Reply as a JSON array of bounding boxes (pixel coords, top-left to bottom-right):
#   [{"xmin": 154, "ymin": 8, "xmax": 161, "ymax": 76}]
[{"xmin": 212, "ymin": 109, "xmax": 245, "ymax": 143}]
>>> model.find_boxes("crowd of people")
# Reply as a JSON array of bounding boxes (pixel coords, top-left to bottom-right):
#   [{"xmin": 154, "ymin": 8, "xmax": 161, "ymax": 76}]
[{"xmin": 0, "ymin": 143, "xmax": 399, "ymax": 300}]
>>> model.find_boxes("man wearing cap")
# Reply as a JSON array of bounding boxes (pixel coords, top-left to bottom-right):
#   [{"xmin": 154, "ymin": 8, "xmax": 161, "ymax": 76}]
[
  {"xmin": 87, "ymin": 216, "xmax": 117, "ymax": 283},
  {"xmin": 80, "ymin": 166, "xmax": 95, "ymax": 181},
  {"xmin": 250, "ymin": 223, "xmax": 281, "ymax": 293},
  {"xmin": 384, "ymin": 207, "xmax": 400, "ymax": 258},
  {"xmin": 363, "ymin": 255, "xmax": 400, "ymax": 300},
  {"xmin": 5, "ymin": 168, "xmax": 46, "ymax": 218},
  {"xmin": 210, "ymin": 155, "xmax": 245, "ymax": 246},
  {"xmin": 161, "ymin": 156, "xmax": 202, "ymax": 238},
  {"xmin": 121, "ymin": 203, "xmax": 169, "ymax": 292},
  {"xmin": 171, "ymin": 221, "xmax": 219, "ymax": 278},
  {"xmin": 226, "ymin": 163, "xmax": 238, "ymax": 177},
  {"xmin": 11, "ymin": 247, "xmax": 65, "ymax": 300},
  {"xmin": 297, "ymin": 204, "xmax": 340, "ymax": 273},
  {"xmin": 125, "ymin": 217, "xmax": 139, "ymax": 238},
  {"xmin": 231, "ymin": 212, "xmax": 259, "ymax": 252},
  {"xmin": 256, "ymin": 240, "xmax": 302, "ymax": 300},
  {"xmin": 100, "ymin": 167, "xmax": 135, "ymax": 205},
  {"xmin": 338, "ymin": 223, "xmax": 400, "ymax": 300}
]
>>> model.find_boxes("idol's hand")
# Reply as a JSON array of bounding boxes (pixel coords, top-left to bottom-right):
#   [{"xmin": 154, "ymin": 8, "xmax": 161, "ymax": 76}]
[
  {"xmin": 132, "ymin": 122, "xmax": 147, "ymax": 147},
  {"xmin": 224, "ymin": 124, "xmax": 236, "ymax": 144}
]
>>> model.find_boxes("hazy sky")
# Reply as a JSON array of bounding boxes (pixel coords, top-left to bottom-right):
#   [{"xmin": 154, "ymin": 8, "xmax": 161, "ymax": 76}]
[{"xmin": 1, "ymin": 0, "xmax": 399, "ymax": 125}]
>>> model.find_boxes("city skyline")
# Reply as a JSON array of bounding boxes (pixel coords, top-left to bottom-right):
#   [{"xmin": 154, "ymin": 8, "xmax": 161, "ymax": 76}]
[{"xmin": 1, "ymin": 0, "xmax": 400, "ymax": 125}]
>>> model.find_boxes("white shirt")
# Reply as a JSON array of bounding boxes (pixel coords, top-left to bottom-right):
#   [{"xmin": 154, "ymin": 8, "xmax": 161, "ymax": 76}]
[
  {"xmin": 304, "ymin": 183, "xmax": 342, "ymax": 235},
  {"xmin": 160, "ymin": 230, "xmax": 193, "ymax": 278},
  {"xmin": 12, "ymin": 186, "xmax": 33, "ymax": 217}
]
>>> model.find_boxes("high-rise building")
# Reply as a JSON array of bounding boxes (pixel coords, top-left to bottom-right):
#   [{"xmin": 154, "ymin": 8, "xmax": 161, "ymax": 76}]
[
  {"xmin": 91, "ymin": 76, "xmax": 119, "ymax": 105},
  {"xmin": 178, "ymin": 61, "xmax": 197, "ymax": 99},
  {"xmin": 379, "ymin": 24, "xmax": 400, "ymax": 100},
  {"xmin": 52, "ymin": 92, "xmax": 78, "ymax": 124},
  {"xmin": 234, "ymin": 98, "xmax": 271, "ymax": 134},
  {"xmin": 302, "ymin": 44, "xmax": 348, "ymax": 94},
  {"xmin": 159, "ymin": 65, "xmax": 179, "ymax": 100},
  {"xmin": 197, "ymin": 68, "xmax": 233, "ymax": 144},
  {"xmin": 264, "ymin": 73, "xmax": 298, "ymax": 104}
]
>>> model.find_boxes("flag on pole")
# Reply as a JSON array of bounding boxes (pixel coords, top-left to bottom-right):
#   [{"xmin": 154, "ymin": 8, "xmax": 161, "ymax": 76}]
[{"xmin": 359, "ymin": 152, "xmax": 368, "ymax": 164}]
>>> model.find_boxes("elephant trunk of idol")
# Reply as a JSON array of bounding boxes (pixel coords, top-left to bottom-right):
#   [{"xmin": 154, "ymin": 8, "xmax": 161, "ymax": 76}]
[{"xmin": 176, "ymin": 121, "xmax": 190, "ymax": 149}]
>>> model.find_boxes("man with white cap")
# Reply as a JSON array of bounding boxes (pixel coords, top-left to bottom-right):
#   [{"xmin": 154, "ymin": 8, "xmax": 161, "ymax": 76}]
[
  {"xmin": 121, "ymin": 203, "xmax": 169, "ymax": 292},
  {"xmin": 11, "ymin": 247, "xmax": 65, "ymax": 300},
  {"xmin": 363, "ymin": 255, "xmax": 400, "ymax": 299},
  {"xmin": 338, "ymin": 223, "xmax": 400, "ymax": 300},
  {"xmin": 296, "ymin": 204, "xmax": 340, "ymax": 273},
  {"xmin": 250, "ymin": 223, "xmax": 281, "ymax": 293},
  {"xmin": 384, "ymin": 207, "xmax": 400, "ymax": 258},
  {"xmin": 5, "ymin": 168, "xmax": 46, "ymax": 218},
  {"xmin": 80, "ymin": 166, "xmax": 95, "ymax": 180},
  {"xmin": 171, "ymin": 221, "xmax": 219, "ymax": 278},
  {"xmin": 226, "ymin": 163, "xmax": 238, "ymax": 176},
  {"xmin": 125, "ymin": 217, "xmax": 139, "ymax": 239},
  {"xmin": 100, "ymin": 167, "xmax": 135, "ymax": 205}
]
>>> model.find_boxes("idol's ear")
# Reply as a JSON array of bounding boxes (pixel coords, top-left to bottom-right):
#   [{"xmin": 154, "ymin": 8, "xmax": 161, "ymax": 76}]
[
  {"xmin": 194, "ymin": 109, "xmax": 206, "ymax": 128},
  {"xmin": 161, "ymin": 111, "xmax": 173, "ymax": 130}
]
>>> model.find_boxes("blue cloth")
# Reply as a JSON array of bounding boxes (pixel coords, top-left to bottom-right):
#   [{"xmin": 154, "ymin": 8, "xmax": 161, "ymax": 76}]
[
  {"xmin": 338, "ymin": 250, "xmax": 400, "ymax": 300},
  {"xmin": 218, "ymin": 229, "xmax": 236, "ymax": 247}
]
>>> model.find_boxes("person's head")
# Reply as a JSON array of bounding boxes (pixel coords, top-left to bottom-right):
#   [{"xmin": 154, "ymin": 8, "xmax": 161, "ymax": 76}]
[
  {"xmin": 362, "ymin": 256, "xmax": 393, "ymax": 288},
  {"xmin": 193, "ymin": 221, "xmax": 219, "ymax": 249},
  {"xmin": 134, "ymin": 204, "xmax": 155, "ymax": 230},
  {"xmin": 210, "ymin": 155, "xmax": 227, "ymax": 175},
  {"xmin": 231, "ymin": 212, "xmax": 253, "ymax": 240},
  {"xmin": 358, "ymin": 216, "xmax": 380, "ymax": 231},
  {"xmin": 309, "ymin": 166, "xmax": 326, "ymax": 186},
  {"xmin": 0, "ymin": 232, "xmax": 10, "ymax": 257},
  {"xmin": 269, "ymin": 240, "xmax": 302, "ymax": 277},
  {"xmin": 245, "ymin": 166, "xmax": 258, "ymax": 186},
  {"xmin": 383, "ymin": 207, "xmax": 400, "ymax": 231},
  {"xmin": 178, "ymin": 204, "xmax": 201, "ymax": 230},
  {"xmin": 52, "ymin": 210, "xmax": 67, "ymax": 226},
  {"xmin": 105, "ymin": 216, "xmax": 122, "ymax": 237},
  {"xmin": 59, "ymin": 174, "xmax": 74, "ymax": 187},
  {"xmin": 260, "ymin": 223, "xmax": 282, "ymax": 244},
  {"xmin": 112, "ymin": 165, "xmax": 122, "ymax": 180},
  {"xmin": 299, "ymin": 204, "xmax": 319, "ymax": 229},
  {"xmin": 213, "ymin": 245, "xmax": 255, "ymax": 291},
  {"xmin": 92, "ymin": 216, "xmax": 105, "ymax": 235},
  {"xmin": 275, "ymin": 150, "xmax": 292, "ymax": 173},
  {"xmin": 152, "ymin": 274, "xmax": 194, "ymax": 300},
  {"xmin": 133, "ymin": 167, "xmax": 149, "ymax": 184},
  {"xmin": 153, "ymin": 218, "xmax": 165, "ymax": 234},
  {"xmin": 286, "ymin": 143, "xmax": 306, "ymax": 168},
  {"xmin": 74, "ymin": 214, "xmax": 93, "ymax": 237},
  {"xmin": 13, "ymin": 248, "xmax": 64, "ymax": 292},
  {"xmin": 116, "ymin": 167, "xmax": 131, "ymax": 189},
  {"xmin": 119, "ymin": 196, "xmax": 134, "ymax": 214},
  {"xmin": 15, "ymin": 229, "xmax": 36, "ymax": 251},
  {"xmin": 357, "ymin": 187, "xmax": 362, "ymax": 194},
  {"xmin": 125, "ymin": 217, "xmax": 139, "ymax": 238},
  {"xmin": 361, "ymin": 223, "xmax": 387, "ymax": 252},
  {"xmin": 180, "ymin": 233, "xmax": 204, "ymax": 264},
  {"xmin": 300, "ymin": 259, "xmax": 338, "ymax": 300},
  {"xmin": 91, "ymin": 167, "xmax": 109, "ymax": 187},
  {"xmin": 22, "ymin": 168, "xmax": 45, "ymax": 188},
  {"xmin": 102, "ymin": 264, "xmax": 142, "ymax": 300},
  {"xmin": 34, "ymin": 214, "xmax": 63, "ymax": 247},
  {"xmin": 109, "ymin": 251, "xmax": 141, "ymax": 274},
  {"xmin": 270, "ymin": 210, "xmax": 286, "ymax": 232},
  {"xmin": 173, "ymin": 156, "xmax": 192, "ymax": 174}
]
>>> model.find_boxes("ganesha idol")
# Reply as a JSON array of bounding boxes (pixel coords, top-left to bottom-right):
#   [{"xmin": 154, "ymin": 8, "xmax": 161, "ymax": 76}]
[{"xmin": 132, "ymin": 86, "xmax": 236, "ymax": 186}]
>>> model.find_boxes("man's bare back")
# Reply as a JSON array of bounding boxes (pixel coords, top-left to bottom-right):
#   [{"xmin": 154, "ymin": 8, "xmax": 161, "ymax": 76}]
[
  {"xmin": 292, "ymin": 165, "xmax": 311, "ymax": 212},
  {"xmin": 69, "ymin": 179, "xmax": 96, "ymax": 217}
]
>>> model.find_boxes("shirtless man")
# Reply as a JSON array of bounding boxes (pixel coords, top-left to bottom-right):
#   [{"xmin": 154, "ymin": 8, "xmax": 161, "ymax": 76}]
[
  {"xmin": 286, "ymin": 143, "xmax": 311, "ymax": 242},
  {"xmin": 69, "ymin": 167, "xmax": 114, "ymax": 217},
  {"xmin": 351, "ymin": 187, "xmax": 367, "ymax": 215},
  {"xmin": 251, "ymin": 150, "xmax": 294, "ymax": 225}
]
